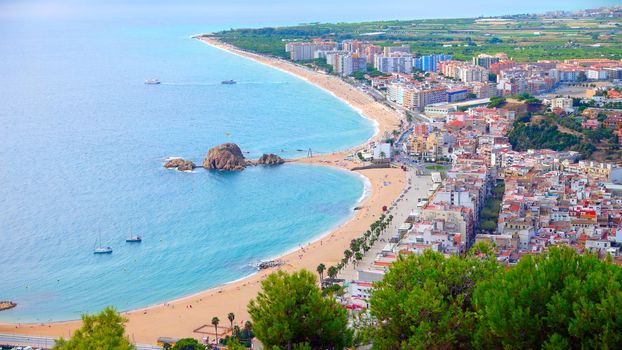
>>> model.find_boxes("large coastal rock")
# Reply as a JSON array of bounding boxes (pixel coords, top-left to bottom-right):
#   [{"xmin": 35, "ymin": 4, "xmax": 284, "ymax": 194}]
[
  {"xmin": 0, "ymin": 301, "xmax": 16, "ymax": 312},
  {"xmin": 164, "ymin": 158, "xmax": 196, "ymax": 171},
  {"xmin": 256, "ymin": 153, "xmax": 285, "ymax": 166},
  {"xmin": 203, "ymin": 143, "xmax": 247, "ymax": 171}
]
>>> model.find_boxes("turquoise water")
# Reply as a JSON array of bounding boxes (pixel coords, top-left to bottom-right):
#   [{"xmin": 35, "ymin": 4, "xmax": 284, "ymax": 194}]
[{"xmin": 0, "ymin": 21, "xmax": 373, "ymax": 322}]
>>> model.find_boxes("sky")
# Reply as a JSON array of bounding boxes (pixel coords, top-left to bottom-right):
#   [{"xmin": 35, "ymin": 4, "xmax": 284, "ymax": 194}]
[{"xmin": 0, "ymin": 0, "xmax": 619, "ymax": 26}]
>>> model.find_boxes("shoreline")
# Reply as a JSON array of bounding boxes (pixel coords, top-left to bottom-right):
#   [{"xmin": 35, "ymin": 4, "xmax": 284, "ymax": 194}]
[{"xmin": 0, "ymin": 36, "xmax": 404, "ymax": 344}]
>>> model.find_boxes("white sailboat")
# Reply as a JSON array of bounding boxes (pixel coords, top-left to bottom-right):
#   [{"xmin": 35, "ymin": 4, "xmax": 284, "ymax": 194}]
[{"xmin": 94, "ymin": 232, "xmax": 113, "ymax": 254}]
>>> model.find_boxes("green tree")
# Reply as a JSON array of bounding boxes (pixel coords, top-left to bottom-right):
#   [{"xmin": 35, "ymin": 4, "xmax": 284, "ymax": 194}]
[
  {"xmin": 474, "ymin": 246, "xmax": 622, "ymax": 349},
  {"xmin": 243, "ymin": 321, "xmax": 253, "ymax": 339},
  {"xmin": 225, "ymin": 337, "xmax": 246, "ymax": 350},
  {"xmin": 54, "ymin": 307, "xmax": 135, "ymax": 350},
  {"xmin": 369, "ymin": 249, "xmax": 499, "ymax": 349},
  {"xmin": 327, "ymin": 266, "xmax": 338, "ymax": 279},
  {"xmin": 577, "ymin": 71, "xmax": 587, "ymax": 82},
  {"xmin": 247, "ymin": 269, "xmax": 352, "ymax": 349},
  {"xmin": 343, "ymin": 249, "xmax": 353, "ymax": 262},
  {"xmin": 228, "ymin": 312, "xmax": 236, "ymax": 333},
  {"xmin": 172, "ymin": 338, "xmax": 204, "ymax": 350},
  {"xmin": 212, "ymin": 317, "xmax": 220, "ymax": 343},
  {"xmin": 316, "ymin": 263, "xmax": 325, "ymax": 284}
]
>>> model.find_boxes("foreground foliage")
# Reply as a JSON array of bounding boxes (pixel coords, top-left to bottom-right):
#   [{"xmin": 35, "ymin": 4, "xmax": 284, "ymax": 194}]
[
  {"xmin": 248, "ymin": 269, "xmax": 352, "ymax": 350},
  {"xmin": 54, "ymin": 307, "xmax": 134, "ymax": 350},
  {"xmin": 369, "ymin": 245, "xmax": 500, "ymax": 349},
  {"xmin": 367, "ymin": 245, "xmax": 622, "ymax": 349},
  {"xmin": 171, "ymin": 338, "xmax": 204, "ymax": 350},
  {"xmin": 474, "ymin": 247, "xmax": 622, "ymax": 349}
]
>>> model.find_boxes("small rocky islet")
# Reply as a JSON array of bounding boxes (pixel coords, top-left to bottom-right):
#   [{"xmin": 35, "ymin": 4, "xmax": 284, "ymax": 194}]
[
  {"xmin": 0, "ymin": 301, "xmax": 17, "ymax": 312},
  {"xmin": 164, "ymin": 142, "xmax": 285, "ymax": 171},
  {"xmin": 163, "ymin": 158, "xmax": 196, "ymax": 171}
]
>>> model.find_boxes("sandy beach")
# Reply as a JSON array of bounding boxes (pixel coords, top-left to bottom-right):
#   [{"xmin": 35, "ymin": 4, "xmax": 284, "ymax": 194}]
[{"xmin": 0, "ymin": 36, "xmax": 404, "ymax": 345}]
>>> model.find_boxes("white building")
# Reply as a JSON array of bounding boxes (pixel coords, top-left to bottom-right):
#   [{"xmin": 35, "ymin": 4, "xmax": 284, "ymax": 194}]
[
  {"xmin": 374, "ymin": 54, "xmax": 413, "ymax": 74},
  {"xmin": 587, "ymin": 69, "xmax": 609, "ymax": 81},
  {"xmin": 326, "ymin": 52, "xmax": 367, "ymax": 76},
  {"xmin": 550, "ymin": 97, "xmax": 574, "ymax": 112},
  {"xmin": 373, "ymin": 143, "xmax": 392, "ymax": 160}
]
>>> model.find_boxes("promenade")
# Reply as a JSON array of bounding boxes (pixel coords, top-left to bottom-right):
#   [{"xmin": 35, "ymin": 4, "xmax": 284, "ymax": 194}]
[{"xmin": 339, "ymin": 171, "xmax": 432, "ymax": 281}]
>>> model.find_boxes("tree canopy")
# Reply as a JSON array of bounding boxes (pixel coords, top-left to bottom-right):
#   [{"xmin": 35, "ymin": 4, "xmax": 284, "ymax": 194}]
[
  {"xmin": 474, "ymin": 246, "xmax": 622, "ymax": 349},
  {"xmin": 248, "ymin": 269, "xmax": 352, "ymax": 349},
  {"xmin": 171, "ymin": 338, "xmax": 204, "ymax": 350},
  {"xmin": 369, "ymin": 248, "xmax": 500, "ymax": 349},
  {"xmin": 53, "ymin": 307, "xmax": 135, "ymax": 350}
]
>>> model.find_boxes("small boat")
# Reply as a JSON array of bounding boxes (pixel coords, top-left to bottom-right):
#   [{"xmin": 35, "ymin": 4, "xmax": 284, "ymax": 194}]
[
  {"xmin": 126, "ymin": 235, "xmax": 142, "ymax": 243},
  {"xmin": 221, "ymin": 80, "xmax": 236, "ymax": 85},
  {"xmin": 94, "ymin": 246, "xmax": 113, "ymax": 254},
  {"xmin": 94, "ymin": 231, "xmax": 113, "ymax": 254},
  {"xmin": 144, "ymin": 79, "xmax": 161, "ymax": 85}
]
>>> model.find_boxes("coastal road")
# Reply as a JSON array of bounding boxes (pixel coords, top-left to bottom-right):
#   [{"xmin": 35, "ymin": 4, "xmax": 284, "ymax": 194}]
[
  {"xmin": 0, "ymin": 333, "xmax": 162, "ymax": 350},
  {"xmin": 338, "ymin": 171, "xmax": 433, "ymax": 281}
]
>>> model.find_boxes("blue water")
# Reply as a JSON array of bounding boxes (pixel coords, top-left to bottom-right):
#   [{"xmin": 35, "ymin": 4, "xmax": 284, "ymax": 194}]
[{"xmin": 0, "ymin": 20, "xmax": 374, "ymax": 322}]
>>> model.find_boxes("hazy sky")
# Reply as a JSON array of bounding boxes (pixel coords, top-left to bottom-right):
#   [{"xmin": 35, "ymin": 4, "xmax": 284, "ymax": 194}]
[{"xmin": 1, "ymin": 0, "xmax": 619, "ymax": 26}]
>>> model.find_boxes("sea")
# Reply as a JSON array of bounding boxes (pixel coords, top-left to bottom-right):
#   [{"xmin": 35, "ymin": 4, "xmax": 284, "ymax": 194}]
[
  {"xmin": 0, "ymin": 0, "xmax": 613, "ymax": 323},
  {"xmin": 0, "ymin": 19, "xmax": 377, "ymax": 323}
]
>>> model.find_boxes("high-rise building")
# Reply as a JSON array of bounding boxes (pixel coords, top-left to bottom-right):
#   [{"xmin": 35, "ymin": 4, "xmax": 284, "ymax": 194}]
[
  {"xmin": 363, "ymin": 45, "xmax": 382, "ymax": 64},
  {"xmin": 374, "ymin": 53, "xmax": 414, "ymax": 74},
  {"xmin": 473, "ymin": 54, "xmax": 501, "ymax": 69},
  {"xmin": 285, "ymin": 41, "xmax": 337, "ymax": 61},
  {"xmin": 459, "ymin": 65, "xmax": 489, "ymax": 83},
  {"xmin": 439, "ymin": 61, "xmax": 489, "ymax": 83},
  {"xmin": 387, "ymin": 83, "xmax": 448, "ymax": 111},
  {"xmin": 414, "ymin": 54, "xmax": 452, "ymax": 72},
  {"xmin": 326, "ymin": 52, "xmax": 367, "ymax": 76},
  {"xmin": 383, "ymin": 45, "xmax": 411, "ymax": 56}
]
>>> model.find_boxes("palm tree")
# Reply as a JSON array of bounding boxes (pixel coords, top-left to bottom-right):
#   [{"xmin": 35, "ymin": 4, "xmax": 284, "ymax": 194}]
[
  {"xmin": 316, "ymin": 263, "xmax": 326, "ymax": 283},
  {"xmin": 232, "ymin": 325, "xmax": 241, "ymax": 338},
  {"xmin": 244, "ymin": 320, "xmax": 253, "ymax": 339},
  {"xmin": 327, "ymin": 266, "xmax": 338, "ymax": 279},
  {"xmin": 212, "ymin": 316, "xmax": 220, "ymax": 343},
  {"xmin": 344, "ymin": 249, "xmax": 353, "ymax": 262},
  {"xmin": 227, "ymin": 312, "xmax": 235, "ymax": 334},
  {"xmin": 350, "ymin": 239, "xmax": 358, "ymax": 252}
]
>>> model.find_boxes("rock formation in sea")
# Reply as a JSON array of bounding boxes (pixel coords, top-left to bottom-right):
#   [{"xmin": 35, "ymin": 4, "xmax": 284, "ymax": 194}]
[
  {"xmin": 256, "ymin": 153, "xmax": 285, "ymax": 166},
  {"xmin": 0, "ymin": 301, "xmax": 16, "ymax": 312},
  {"xmin": 203, "ymin": 143, "xmax": 247, "ymax": 171},
  {"xmin": 163, "ymin": 158, "xmax": 196, "ymax": 171}
]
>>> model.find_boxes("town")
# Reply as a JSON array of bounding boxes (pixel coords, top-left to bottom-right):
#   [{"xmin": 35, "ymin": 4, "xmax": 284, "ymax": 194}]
[{"xmin": 279, "ymin": 27, "xmax": 622, "ymax": 318}]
